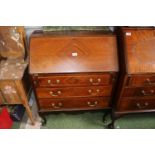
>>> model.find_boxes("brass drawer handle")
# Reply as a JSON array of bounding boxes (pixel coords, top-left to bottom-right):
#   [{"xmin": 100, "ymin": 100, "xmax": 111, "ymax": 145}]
[
  {"xmin": 48, "ymin": 80, "xmax": 51, "ymax": 84},
  {"xmin": 88, "ymin": 89, "xmax": 100, "ymax": 95},
  {"xmin": 96, "ymin": 89, "xmax": 100, "ymax": 92},
  {"xmin": 89, "ymin": 78, "xmax": 101, "ymax": 85},
  {"xmin": 136, "ymin": 102, "xmax": 149, "ymax": 109},
  {"xmin": 141, "ymin": 90, "xmax": 154, "ymax": 96},
  {"xmin": 146, "ymin": 78, "xmax": 155, "ymax": 85},
  {"xmin": 49, "ymin": 91, "xmax": 61, "ymax": 96},
  {"xmin": 51, "ymin": 102, "xmax": 62, "ymax": 109},
  {"xmin": 89, "ymin": 78, "xmax": 93, "ymax": 83},
  {"xmin": 33, "ymin": 81, "xmax": 37, "ymax": 85},
  {"xmin": 56, "ymin": 79, "xmax": 60, "ymax": 84},
  {"xmin": 48, "ymin": 79, "xmax": 60, "ymax": 84},
  {"xmin": 88, "ymin": 89, "xmax": 92, "ymax": 93},
  {"xmin": 87, "ymin": 101, "xmax": 98, "ymax": 107},
  {"xmin": 97, "ymin": 78, "xmax": 101, "ymax": 82}
]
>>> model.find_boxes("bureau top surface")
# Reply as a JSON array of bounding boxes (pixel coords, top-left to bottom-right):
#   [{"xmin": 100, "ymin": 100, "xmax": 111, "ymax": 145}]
[
  {"xmin": 122, "ymin": 27, "xmax": 155, "ymax": 74},
  {"xmin": 29, "ymin": 31, "xmax": 118, "ymax": 74}
]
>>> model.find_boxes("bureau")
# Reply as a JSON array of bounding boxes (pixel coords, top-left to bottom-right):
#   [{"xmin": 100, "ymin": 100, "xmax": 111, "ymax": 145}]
[
  {"xmin": 108, "ymin": 27, "xmax": 155, "ymax": 128},
  {"xmin": 29, "ymin": 30, "xmax": 118, "ymax": 125}
]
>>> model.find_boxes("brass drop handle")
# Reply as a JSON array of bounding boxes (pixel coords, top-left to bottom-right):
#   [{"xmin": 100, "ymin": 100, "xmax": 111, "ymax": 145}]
[
  {"xmin": 141, "ymin": 90, "xmax": 154, "ymax": 96},
  {"xmin": 51, "ymin": 102, "xmax": 62, "ymax": 109},
  {"xmin": 88, "ymin": 89, "xmax": 100, "ymax": 95},
  {"xmin": 96, "ymin": 89, "xmax": 100, "ymax": 92},
  {"xmin": 89, "ymin": 78, "xmax": 101, "ymax": 85},
  {"xmin": 136, "ymin": 102, "xmax": 149, "ymax": 109},
  {"xmin": 56, "ymin": 79, "xmax": 60, "ymax": 84},
  {"xmin": 89, "ymin": 78, "xmax": 93, "ymax": 83},
  {"xmin": 146, "ymin": 78, "xmax": 155, "ymax": 85},
  {"xmin": 97, "ymin": 78, "xmax": 101, "ymax": 82},
  {"xmin": 87, "ymin": 101, "xmax": 98, "ymax": 107},
  {"xmin": 49, "ymin": 90, "xmax": 61, "ymax": 96},
  {"xmin": 48, "ymin": 80, "xmax": 51, "ymax": 84},
  {"xmin": 88, "ymin": 89, "xmax": 92, "ymax": 93}
]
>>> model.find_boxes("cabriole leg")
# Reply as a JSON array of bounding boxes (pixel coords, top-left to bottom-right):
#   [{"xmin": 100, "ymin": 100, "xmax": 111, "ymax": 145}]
[{"xmin": 39, "ymin": 113, "xmax": 47, "ymax": 126}]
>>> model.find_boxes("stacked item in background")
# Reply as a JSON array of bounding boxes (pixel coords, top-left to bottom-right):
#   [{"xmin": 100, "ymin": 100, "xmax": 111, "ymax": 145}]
[{"xmin": 0, "ymin": 26, "xmax": 34, "ymax": 128}]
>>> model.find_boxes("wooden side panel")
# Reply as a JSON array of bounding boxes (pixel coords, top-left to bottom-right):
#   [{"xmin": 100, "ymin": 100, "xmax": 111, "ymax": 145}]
[
  {"xmin": 0, "ymin": 91, "xmax": 5, "ymax": 104},
  {"xmin": 0, "ymin": 80, "xmax": 21, "ymax": 104}
]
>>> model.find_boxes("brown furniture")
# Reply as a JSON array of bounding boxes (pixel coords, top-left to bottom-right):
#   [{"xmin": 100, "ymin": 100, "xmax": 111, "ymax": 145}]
[
  {"xmin": 29, "ymin": 31, "xmax": 118, "ymax": 125},
  {"xmin": 0, "ymin": 26, "xmax": 35, "ymax": 125},
  {"xmin": 109, "ymin": 27, "xmax": 155, "ymax": 128},
  {"xmin": 0, "ymin": 63, "xmax": 35, "ymax": 125}
]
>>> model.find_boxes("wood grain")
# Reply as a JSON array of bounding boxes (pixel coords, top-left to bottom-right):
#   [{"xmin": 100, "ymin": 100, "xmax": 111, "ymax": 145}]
[
  {"xmin": 38, "ymin": 97, "xmax": 110, "ymax": 111},
  {"xmin": 30, "ymin": 31, "xmax": 118, "ymax": 113},
  {"xmin": 30, "ymin": 32, "xmax": 118, "ymax": 73},
  {"xmin": 36, "ymin": 86, "xmax": 112, "ymax": 98},
  {"xmin": 122, "ymin": 28, "xmax": 155, "ymax": 73}
]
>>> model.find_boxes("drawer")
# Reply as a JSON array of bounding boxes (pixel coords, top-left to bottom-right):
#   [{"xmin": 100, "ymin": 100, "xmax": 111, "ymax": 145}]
[
  {"xmin": 0, "ymin": 81, "xmax": 21, "ymax": 104},
  {"xmin": 127, "ymin": 75, "xmax": 155, "ymax": 86},
  {"xmin": 117, "ymin": 98, "xmax": 155, "ymax": 111},
  {"xmin": 36, "ymin": 86, "xmax": 112, "ymax": 98},
  {"xmin": 33, "ymin": 74, "xmax": 112, "ymax": 87},
  {"xmin": 38, "ymin": 97, "xmax": 110, "ymax": 111},
  {"xmin": 123, "ymin": 86, "xmax": 155, "ymax": 97}
]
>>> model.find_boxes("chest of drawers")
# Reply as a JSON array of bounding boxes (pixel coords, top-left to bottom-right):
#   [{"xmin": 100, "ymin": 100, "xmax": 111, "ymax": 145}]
[
  {"xmin": 29, "ymin": 31, "xmax": 118, "ymax": 124},
  {"xmin": 109, "ymin": 27, "xmax": 155, "ymax": 128}
]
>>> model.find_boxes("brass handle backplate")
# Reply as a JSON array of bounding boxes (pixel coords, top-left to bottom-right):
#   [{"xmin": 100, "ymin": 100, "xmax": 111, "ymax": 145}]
[
  {"xmin": 48, "ymin": 80, "xmax": 51, "ymax": 84},
  {"xmin": 136, "ymin": 102, "xmax": 149, "ymax": 109},
  {"xmin": 49, "ymin": 91, "xmax": 61, "ymax": 96},
  {"xmin": 87, "ymin": 101, "xmax": 98, "ymax": 107},
  {"xmin": 89, "ymin": 78, "xmax": 101, "ymax": 85},
  {"xmin": 146, "ymin": 78, "xmax": 155, "ymax": 85},
  {"xmin": 141, "ymin": 90, "xmax": 154, "ymax": 96},
  {"xmin": 51, "ymin": 102, "xmax": 62, "ymax": 109},
  {"xmin": 88, "ymin": 89, "xmax": 100, "ymax": 95}
]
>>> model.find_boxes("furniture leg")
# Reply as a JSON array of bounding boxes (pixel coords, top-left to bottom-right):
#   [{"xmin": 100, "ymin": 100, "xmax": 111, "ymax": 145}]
[
  {"xmin": 102, "ymin": 110, "xmax": 110, "ymax": 124},
  {"xmin": 107, "ymin": 112, "xmax": 122, "ymax": 129},
  {"xmin": 15, "ymin": 80, "xmax": 35, "ymax": 125},
  {"xmin": 39, "ymin": 113, "xmax": 47, "ymax": 126}
]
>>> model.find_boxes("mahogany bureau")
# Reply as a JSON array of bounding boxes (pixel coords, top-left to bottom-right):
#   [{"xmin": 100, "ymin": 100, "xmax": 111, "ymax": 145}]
[
  {"xmin": 29, "ymin": 30, "xmax": 119, "ymax": 125},
  {"xmin": 109, "ymin": 27, "xmax": 155, "ymax": 128}
]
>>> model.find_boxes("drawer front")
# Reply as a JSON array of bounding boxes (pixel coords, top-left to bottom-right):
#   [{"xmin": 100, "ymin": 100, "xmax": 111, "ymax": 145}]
[
  {"xmin": 0, "ymin": 81, "xmax": 21, "ymax": 104},
  {"xmin": 123, "ymin": 86, "xmax": 155, "ymax": 97},
  {"xmin": 127, "ymin": 75, "xmax": 155, "ymax": 86},
  {"xmin": 117, "ymin": 98, "xmax": 155, "ymax": 111},
  {"xmin": 33, "ymin": 74, "xmax": 112, "ymax": 87},
  {"xmin": 36, "ymin": 86, "xmax": 112, "ymax": 98},
  {"xmin": 38, "ymin": 97, "xmax": 110, "ymax": 111}
]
